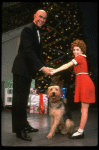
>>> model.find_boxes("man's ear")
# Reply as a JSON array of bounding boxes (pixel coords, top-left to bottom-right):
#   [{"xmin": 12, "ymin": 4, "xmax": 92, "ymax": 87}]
[{"xmin": 34, "ymin": 14, "xmax": 36, "ymax": 20}]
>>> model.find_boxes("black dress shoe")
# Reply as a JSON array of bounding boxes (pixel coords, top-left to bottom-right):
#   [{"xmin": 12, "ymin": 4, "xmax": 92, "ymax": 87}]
[
  {"xmin": 25, "ymin": 126, "xmax": 39, "ymax": 133},
  {"xmin": 16, "ymin": 129, "xmax": 32, "ymax": 141}
]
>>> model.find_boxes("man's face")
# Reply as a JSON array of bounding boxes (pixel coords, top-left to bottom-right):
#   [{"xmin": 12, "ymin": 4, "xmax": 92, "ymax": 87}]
[{"xmin": 34, "ymin": 10, "xmax": 47, "ymax": 28}]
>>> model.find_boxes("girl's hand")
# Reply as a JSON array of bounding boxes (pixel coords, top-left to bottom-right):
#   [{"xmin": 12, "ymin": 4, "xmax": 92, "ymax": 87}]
[
  {"xmin": 50, "ymin": 70, "xmax": 56, "ymax": 76},
  {"xmin": 47, "ymin": 67, "xmax": 54, "ymax": 72}
]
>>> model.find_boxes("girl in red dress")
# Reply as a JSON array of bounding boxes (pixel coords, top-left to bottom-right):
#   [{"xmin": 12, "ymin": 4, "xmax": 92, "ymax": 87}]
[{"xmin": 51, "ymin": 39, "xmax": 95, "ymax": 139}]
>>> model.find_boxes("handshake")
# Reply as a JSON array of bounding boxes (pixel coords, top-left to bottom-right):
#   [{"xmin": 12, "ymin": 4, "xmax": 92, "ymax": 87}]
[{"xmin": 41, "ymin": 67, "xmax": 56, "ymax": 76}]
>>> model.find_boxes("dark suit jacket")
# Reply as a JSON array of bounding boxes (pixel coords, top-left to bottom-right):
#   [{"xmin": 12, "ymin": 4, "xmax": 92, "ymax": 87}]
[{"xmin": 12, "ymin": 22, "xmax": 45, "ymax": 79}]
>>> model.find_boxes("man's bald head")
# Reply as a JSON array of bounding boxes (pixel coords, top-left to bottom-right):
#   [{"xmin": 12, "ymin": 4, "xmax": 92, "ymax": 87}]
[{"xmin": 34, "ymin": 10, "xmax": 47, "ymax": 28}]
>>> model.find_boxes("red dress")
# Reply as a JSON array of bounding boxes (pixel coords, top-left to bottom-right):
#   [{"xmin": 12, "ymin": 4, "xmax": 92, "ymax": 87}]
[{"xmin": 72, "ymin": 55, "xmax": 95, "ymax": 103}]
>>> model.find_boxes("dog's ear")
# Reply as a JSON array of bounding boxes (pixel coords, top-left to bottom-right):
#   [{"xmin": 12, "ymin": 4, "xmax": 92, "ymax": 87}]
[
  {"xmin": 45, "ymin": 88, "xmax": 48, "ymax": 95},
  {"xmin": 46, "ymin": 87, "xmax": 51, "ymax": 98},
  {"xmin": 59, "ymin": 87, "xmax": 62, "ymax": 98},
  {"xmin": 63, "ymin": 98, "xmax": 67, "ymax": 104}
]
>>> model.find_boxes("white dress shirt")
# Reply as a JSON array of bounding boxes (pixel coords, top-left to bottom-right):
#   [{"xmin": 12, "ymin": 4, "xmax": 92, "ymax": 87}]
[
  {"xmin": 33, "ymin": 21, "xmax": 44, "ymax": 71},
  {"xmin": 37, "ymin": 30, "xmax": 40, "ymax": 43}
]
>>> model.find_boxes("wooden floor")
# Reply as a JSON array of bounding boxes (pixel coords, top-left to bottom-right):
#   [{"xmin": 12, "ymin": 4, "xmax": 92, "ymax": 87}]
[{"xmin": 1, "ymin": 105, "xmax": 98, "ymax": 147}]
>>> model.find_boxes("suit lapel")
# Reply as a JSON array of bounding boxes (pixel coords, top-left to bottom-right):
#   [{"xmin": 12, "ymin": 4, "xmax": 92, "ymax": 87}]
[{"xmin": 31, "ymin": 22, "xmax": 41, "ymax": 45}]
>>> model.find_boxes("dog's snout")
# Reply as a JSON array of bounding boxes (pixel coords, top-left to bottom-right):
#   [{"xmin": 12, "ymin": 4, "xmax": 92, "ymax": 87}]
[{"xmin": 53, "ymin": 92, "xmax": 55, "ymax": 96}]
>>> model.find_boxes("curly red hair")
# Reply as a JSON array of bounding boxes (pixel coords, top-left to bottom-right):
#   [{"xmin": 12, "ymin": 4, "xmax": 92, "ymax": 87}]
[{"xmin": 71, "ymin": 39, "xmax": 87, "ymax": 54}]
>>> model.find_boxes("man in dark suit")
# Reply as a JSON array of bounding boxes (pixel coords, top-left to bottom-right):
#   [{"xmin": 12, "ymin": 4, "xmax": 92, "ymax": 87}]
[{"xmin": 12, "ymin": 10, "xmax": 53, "ymax": 141}]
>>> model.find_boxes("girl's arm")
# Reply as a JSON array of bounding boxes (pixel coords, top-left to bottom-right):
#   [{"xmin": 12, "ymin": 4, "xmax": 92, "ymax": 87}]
[{"xmin": 51, "ymin": 61, "xmax": 74, "ymax": 75}]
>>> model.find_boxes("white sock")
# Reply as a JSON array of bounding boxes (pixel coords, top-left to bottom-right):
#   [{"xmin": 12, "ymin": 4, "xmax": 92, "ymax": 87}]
[
  {"xmin": 78, "ymin": 128, "xmax": 84, "ymax": 133},
  {"xmin": 72, "ymin": 128, "xmax": 84, "ymax": 137}
]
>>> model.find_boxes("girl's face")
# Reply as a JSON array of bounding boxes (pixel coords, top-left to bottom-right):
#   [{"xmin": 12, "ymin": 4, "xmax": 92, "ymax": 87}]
[{"xmin": 73, "ymin": 46, "xmax": 83, "ymax": 57}]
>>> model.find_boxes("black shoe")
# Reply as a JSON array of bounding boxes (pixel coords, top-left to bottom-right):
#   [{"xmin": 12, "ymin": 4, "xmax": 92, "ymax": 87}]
[
  {"xmin": 25, "ymin": 126, "xmax": 39, "ymax": 133},
  {"xmin": 16, "ymin": 129, "xmax": 32, "ymax": 141},
  {"xmin": 70, "ymin": 132, "xmax": 84, "ymax": 139}
]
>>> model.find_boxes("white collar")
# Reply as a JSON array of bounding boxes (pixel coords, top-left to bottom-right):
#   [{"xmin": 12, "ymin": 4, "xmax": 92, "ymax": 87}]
[
  {"xmin": 75, "ymin": 54, "xmax": 87, "ymax": 58},
  {"xmin": 81, "ymin": 54, "xmax": 87, "ymax": 57},
  {"xmin": 33, "ymin": 21, "xmax": 36, "ymax": 25}
]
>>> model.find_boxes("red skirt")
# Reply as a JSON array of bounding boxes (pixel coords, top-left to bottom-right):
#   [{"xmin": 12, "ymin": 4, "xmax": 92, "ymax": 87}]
[{"xmin": 74, "ymin": 74, "xmax": 95, "ymax": 103}]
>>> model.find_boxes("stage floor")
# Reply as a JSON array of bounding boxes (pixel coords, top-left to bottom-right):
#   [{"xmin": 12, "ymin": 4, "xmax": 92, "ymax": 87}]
[{"xmin": 1, "ymin": 105, "xmax": 98, "ymax": 147}]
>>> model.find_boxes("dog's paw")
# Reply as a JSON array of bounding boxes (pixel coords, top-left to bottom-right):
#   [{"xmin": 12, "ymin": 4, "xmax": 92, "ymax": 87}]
[{"xmin": 46, "ymin": 133, "xmax": 53, "ymax": 139}]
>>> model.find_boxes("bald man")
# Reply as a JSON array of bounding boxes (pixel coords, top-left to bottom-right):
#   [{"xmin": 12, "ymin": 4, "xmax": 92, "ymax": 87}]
[{"xmin": 12, "ymin": 10, "xmax": 52, "ymax": 141}]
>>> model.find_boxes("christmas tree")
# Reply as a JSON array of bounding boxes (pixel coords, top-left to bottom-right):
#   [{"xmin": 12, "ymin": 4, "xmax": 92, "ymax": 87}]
[{"xmin": 35, "ymin": 2, "xmax": 92, "ymax": 93}]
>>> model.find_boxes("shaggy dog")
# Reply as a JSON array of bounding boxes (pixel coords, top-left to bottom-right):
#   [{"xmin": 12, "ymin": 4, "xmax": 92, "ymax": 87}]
[{"xmin": 47, "ymin": 85, "xmax": 74, "ymax": 139}]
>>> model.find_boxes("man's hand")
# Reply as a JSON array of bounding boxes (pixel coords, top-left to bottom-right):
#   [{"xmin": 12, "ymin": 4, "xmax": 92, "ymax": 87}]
[
  {"xmin": 41, "ymin": 67, "xmax": 54, "ymax": 76},
  {"xmin": 47, "ymin": 67, "xmax": 55, "ymax": 72}
]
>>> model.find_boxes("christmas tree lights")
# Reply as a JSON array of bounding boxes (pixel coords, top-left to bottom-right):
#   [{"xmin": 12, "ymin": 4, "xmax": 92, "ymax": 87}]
[{"xmin": 35, "ymin": 2, "xmax": 93, "ymax": 93}]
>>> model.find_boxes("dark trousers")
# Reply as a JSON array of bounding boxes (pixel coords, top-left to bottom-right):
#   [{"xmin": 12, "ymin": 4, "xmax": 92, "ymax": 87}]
[{"xmin": 12, "ymin": 74, "xmax": 32, "ymax": 133}]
